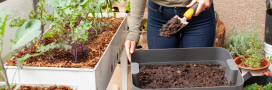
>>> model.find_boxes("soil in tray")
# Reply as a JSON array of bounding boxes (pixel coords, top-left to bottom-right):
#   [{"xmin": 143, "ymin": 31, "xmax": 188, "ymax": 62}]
[
  {"xmin": 11, "ymin": 17, "xmax": 124, "ymax": 68},
  {"xmin": 1, "ymin": 85, "xmax": 73, "ymax": 90},
  {"xmin": 139, "ymin": 63, "xmax": 234, "ymax": 89}
]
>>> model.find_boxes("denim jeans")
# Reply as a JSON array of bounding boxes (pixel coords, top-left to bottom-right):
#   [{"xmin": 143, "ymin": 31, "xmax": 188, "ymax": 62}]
[{"xmin": 147, "ymin": 0, "xmax": 216, "ymax": 49}]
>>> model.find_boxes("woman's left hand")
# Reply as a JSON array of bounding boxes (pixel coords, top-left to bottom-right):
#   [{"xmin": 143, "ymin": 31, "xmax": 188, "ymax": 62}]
[{"xmin": 186, "ymin": 0, "xmax": 212, "ymax": 16}]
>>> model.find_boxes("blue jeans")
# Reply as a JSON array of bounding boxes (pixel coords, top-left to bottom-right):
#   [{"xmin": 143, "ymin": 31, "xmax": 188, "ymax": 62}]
[{"xmin": 147, "ymin": 0, "xmax": 216, "ymax": 49}]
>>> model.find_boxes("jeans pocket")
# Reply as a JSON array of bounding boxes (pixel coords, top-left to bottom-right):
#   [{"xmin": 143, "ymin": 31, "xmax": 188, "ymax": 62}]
[{"xmin": 148, "ymin": 5, "xmax": 159, "ymax": 12}]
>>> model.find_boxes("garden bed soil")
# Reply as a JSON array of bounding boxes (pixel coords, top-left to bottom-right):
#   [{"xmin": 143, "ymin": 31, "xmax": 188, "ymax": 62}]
[
  {"xmin": 1, "ymin": 85, "xmax": 73, "ymax": 90},
  {"xmin": 159, "ymin": 17, "xmax": 184, "ymax": 38},
  {"xmin": 139, "ymin": 63, "xmax": 234, "ymax": 89},
  {"xmin": 11, "ymin": 17, "xmax": 124, "ymax": 68}
]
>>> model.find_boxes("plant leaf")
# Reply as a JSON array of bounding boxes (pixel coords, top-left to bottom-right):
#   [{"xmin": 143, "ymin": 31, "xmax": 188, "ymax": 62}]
[
  {"xmin": 42, "ymin": 32, "xmax": 54, "ymax": 40},
  {"xmin": 64, "ymin": 8, "xmax": 72, "ymax": 14},
  {"xmin": 17, "ymin": 53, "xmax": 43, "ymax": 64},
  {"xmin": 11, "ymin": 20, "xmax": 42, "ymax": 51},
  {"xmin": 0, "ymin": 8, "xmax": 9, "ymax": 36},
  {"xmin": 36, "ymin": 43, "xmax": 60, "ymax": 53},
  {"xmin": 95, "ymin": 0, "xmax": 106, "ymax": 12},
  {"xmin": 13, "ymin": 84, "xmax": 21, "ymax": 90},
  {"xmin": 0, "ymin": 85, "xmax": 7, "ymax": 90},
  {"xmin": 46, "ymin": 0, "xmax": 60, "ymax": 8}
]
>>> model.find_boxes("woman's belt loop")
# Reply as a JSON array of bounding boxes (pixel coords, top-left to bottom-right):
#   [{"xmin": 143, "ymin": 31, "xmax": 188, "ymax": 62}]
[{"xmin": 159, "ymin": 6, "xmax": 163, "ymax": 13}]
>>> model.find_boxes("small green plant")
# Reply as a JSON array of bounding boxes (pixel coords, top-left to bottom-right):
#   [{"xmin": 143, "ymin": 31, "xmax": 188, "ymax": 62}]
[
  {"xmin": 125, "ymin": 1, "xmax": 130, "ymax": 13},
  {"xmin": 225, "ymin": 26, "xmax": 253, "ymax": 58},
  {"xmin": 262, "ymin": 82, "xmax": 272, "ymax": 89},
  {"xmin": 10, "ymin": 0, "xmax": 49, "ymax": 44},
  {"xmin": 267, "ymin": 56, "xmax": 272, "ymax": 62},
  {"xmin": 243, "ymin": 83, "xmax": 263, "ymax": 90},
  {"xmin": 35, "ymin": 0, "xmax": 111, "ymax": 62},
  {"xmin": 226, "ymin": 17, "xmax": 264, "ymax": 68},
  {"xmin": 241, "ymin": 30, "xmax": 263, "ymax": 68},
  {"xmin": 0, "ymin": 8, "xmax": 43, "ymax": 90},
  {"xmin": 244, "ymin": 82, "xmax": 272, "ymax": 90}
]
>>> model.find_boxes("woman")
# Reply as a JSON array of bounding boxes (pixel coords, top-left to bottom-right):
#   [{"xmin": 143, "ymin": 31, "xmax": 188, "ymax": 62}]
[{"xmin": 125, "ymin": 0, "xmax": 215, "ymax": 62}]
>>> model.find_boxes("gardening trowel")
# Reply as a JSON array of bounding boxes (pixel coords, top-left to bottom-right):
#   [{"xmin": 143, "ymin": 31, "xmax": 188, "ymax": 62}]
[
  {"xmin": 159, "ymin": 3, "xmax": 199, "ymax": 38},
  {"xmin": 177, "ymin": 2, "xmax": 199, "ymax": 28}
]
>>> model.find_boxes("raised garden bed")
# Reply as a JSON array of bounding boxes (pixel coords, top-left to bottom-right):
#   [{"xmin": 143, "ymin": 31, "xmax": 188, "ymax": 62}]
[
  {"xmin": 139, "ymin": 63, "xmax": 234, "ymax": 89},
  {"xmin": 6, "ymin": 13, "xmax": 127, "ymax": 90},
  {"xmin": 131, "ymin": 47, "xmax": 244, "ymax": 90},
  {"xmin": 0, "ymin": 83, "xmax": 77, "ymax": 90}
]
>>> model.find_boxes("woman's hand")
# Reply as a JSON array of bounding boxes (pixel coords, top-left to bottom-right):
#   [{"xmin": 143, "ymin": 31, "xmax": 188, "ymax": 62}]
[
  {"xmin": 125, "ymin": 40, "xmax": 137, "ymax": 62},
  {"xmin": 186, "ymin": 0, "xmax": 212, "ymax": 16}
]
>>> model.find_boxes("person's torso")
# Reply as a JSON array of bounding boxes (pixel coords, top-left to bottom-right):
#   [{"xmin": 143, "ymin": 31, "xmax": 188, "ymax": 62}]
[{"xmin": 150, "ymin": 0, "xmax": 212, "ymax": 7}]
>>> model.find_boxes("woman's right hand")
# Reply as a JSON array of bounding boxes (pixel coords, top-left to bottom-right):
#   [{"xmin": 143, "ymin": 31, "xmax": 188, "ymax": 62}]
[{"xmin": 125, "ymin": 40, "xmax": 137, "ymax": 62}]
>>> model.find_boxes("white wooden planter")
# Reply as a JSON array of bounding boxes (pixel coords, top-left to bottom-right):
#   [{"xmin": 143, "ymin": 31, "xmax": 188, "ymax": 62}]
[
  {"xmin": 6, "ymin": 13, "xmax": 127, "ymax": 90},
  {"xmin": 0, "ymin": 82, "xmax": 77, "ymax": 90},
  {"xmin": 4, "ymin": 66, "xmax": 20, "ymax": 83}
]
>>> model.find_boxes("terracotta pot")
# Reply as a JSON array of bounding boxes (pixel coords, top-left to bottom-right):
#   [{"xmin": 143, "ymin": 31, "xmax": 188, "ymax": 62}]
[{"xmin": 233, "ymin": 57, "xmax": 270, "ymax": 70}]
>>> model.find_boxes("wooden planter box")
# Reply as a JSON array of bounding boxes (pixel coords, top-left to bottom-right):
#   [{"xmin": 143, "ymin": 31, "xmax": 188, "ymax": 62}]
[
  {"xmin": 6, "ymin": 13, "xmax": 127, "ymax": 90},
  {"xmin": 0, "ymin": 82, "xmax": 77, "ymax": 90}
]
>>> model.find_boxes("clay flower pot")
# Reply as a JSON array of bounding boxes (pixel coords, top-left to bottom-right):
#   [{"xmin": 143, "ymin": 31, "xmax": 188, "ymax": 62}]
[{"xmin": 234, "ymin": 57, "xmax": 270, "ymax": 70}]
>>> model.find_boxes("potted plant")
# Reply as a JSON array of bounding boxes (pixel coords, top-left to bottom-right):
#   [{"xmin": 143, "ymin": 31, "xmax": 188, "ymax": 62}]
[
  {"xmin": 225, "ymin": 26, "xmax": 252, "ymax": 58},
  {"xmin": 0, "ymin": 8, "xmax": 77, "ymax": 90},
  {"xmin": 233, "ymin": 32, "xmax": 269, "ymax": 70},
  {"xmin": 6, "ymin": 0, "xmax": 128, "ymax": 90},
  {"xmin": 226, "ymin": 19, "xmax": 270, "ymax": 69}
]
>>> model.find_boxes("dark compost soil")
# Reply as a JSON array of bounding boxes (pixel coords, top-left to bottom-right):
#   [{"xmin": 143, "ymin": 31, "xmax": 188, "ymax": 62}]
[
  {"xmin": 159, "ymin": 17, "xmax": 183, "ymax": 38},
  {"xmin": 139, "ymin": 63, "xmax": 234, "ymax": 89},
  {"xmin": 11, "ymin": 17, "xmax": 124, "ymax": 68},
  {"xmin": 1, "ymin": 85, "xmax": 73, "ymax": 90}
]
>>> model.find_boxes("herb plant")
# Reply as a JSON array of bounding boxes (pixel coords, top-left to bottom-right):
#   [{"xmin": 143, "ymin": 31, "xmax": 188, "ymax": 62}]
[
  {"xmin": 225, "ymin": 26, "xmax": 253, "ymax": 58},
  {"xmin": 0, "ymin": 8, "xmax": 43, "ymax": 90},
  {"xmin": 244, "ymin": 82, "xmax": 272, "ymax": 90},
  {"xmin": 243, "ymin": 83, "xmax": 262, "ymax": 90},
  {"xmin": 225, "ymin": 17, "xmax": 261, "ymax": 58},
  {"xmin": 241, "ymin": 29, "xmax": 263, "ymax": 68},
  {"xmin": 125, "ymin": 1, "xmax": 130, "ymax": 13}
]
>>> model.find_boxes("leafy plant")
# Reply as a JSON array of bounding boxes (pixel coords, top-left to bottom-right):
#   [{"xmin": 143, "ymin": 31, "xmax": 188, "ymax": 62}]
[
  {"xmin": 241, "ymin": 29, "xmax": 263, "ymax": 68},
  {"xmin": 266, "ymin": 56, "xmax": 272, "ymax": 62},
  {"xmin": 10, "ymin": 0, "xmax": 50, "ymax": 44},
  {"xmin": 225, "ymin": 26, "xmax": 253, "ymax": 58},
  {"xmin": 262, "ymin": 82, "xmax": 272, "ymax": 89},
  {"xmin": 36, "ymin": 0, "xmax": 110, "ymax": 62},
  {"xmin": 0, "ymin": 8, "xmax": 43, "ymax": 90},
  {"xmin": 244, "ymin": 82, "xmax": 272, "ymax": 90},
  {"xmin": 125, "ymin": 1, "xmax": 130, "ymax": 13},
  {"xmin": 226, "ymin": 17, "xmax": 264, "ymax": 68},
  {"xmin": 244, "ymin": 83, "xmax": 262, "ymax": 90}
]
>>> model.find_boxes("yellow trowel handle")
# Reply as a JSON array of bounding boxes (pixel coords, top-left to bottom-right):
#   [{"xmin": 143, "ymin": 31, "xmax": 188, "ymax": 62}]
[{"xmin": 184, "ymin": 3, "xmax": 199, "ymax": 20}]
